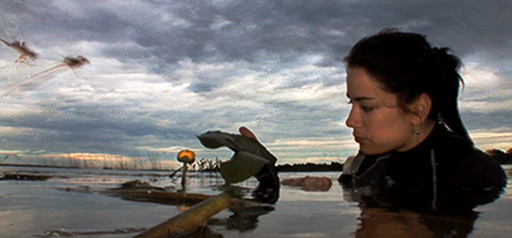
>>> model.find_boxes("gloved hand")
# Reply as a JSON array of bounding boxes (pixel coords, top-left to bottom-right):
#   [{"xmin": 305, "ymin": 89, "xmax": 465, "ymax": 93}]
[{"xmin": 197, "ymin": 126, "xmax": 279, "ymax": 203}]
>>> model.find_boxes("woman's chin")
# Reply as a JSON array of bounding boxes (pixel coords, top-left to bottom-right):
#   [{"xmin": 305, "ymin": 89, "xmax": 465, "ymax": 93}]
[{"xmin": 359, "ymin": 146, "xmax": 389, "ymax": 156}]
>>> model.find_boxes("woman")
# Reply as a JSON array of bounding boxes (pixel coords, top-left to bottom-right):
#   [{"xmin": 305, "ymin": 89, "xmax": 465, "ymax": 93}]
[{"xmin": 339, "ymin": 30, "xmax": 507, "ymax": 212}]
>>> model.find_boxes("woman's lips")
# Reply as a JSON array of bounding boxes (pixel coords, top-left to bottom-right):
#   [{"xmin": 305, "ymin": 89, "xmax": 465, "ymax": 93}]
[{"xmin": 353, "ymin": 134, "xmax": 366, "ymax": 143}]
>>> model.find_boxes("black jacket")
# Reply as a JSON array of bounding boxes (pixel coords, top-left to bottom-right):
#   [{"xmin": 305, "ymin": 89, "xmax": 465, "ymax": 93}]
[{"xmin": 339, "ymin": 124, "xmax": 507, "ymax": 212}]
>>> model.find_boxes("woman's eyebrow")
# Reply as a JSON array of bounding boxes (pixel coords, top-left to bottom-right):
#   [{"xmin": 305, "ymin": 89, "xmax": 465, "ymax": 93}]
[{"xmin": 346, "ymin": 93, "xmax": 376, "ymax": 101}]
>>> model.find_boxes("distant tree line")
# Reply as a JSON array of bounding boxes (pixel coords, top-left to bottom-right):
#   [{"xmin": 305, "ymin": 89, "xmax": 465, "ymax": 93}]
[
  {"xmin": 3, "ymin": 148, "xmax": 511, "ymax": 172},
  {"xmin": 275, "ymin": 148, "xmax": 512, "ymax": 172},
  {"xmin": 277, "ymin": 162, "xmax": 344, "ymax": 172},
  {"xmin": 487, "ymin": 148, "xmax": 512, "ymax": 164},
  {"xmin": 276, "ymin": 148, "xmax": 512, "ymax": 172}
]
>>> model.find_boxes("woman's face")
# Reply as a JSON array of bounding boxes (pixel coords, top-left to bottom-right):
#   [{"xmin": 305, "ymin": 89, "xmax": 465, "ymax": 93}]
[{"xmin": 345, "ymin": 67, "xmax": 417, "ymax": 155}]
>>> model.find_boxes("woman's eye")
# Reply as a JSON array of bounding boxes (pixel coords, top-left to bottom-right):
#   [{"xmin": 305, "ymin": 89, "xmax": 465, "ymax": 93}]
[{"xmin": 361, "ymin": 106, "xmax": 373, "ymax": 112}]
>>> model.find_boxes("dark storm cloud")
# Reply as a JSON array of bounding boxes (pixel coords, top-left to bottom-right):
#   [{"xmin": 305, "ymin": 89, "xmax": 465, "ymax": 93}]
[
  {"xmin": 1, "ymin": 0, "xmax": 511, "ymax": 161},
  {"xmin": 4, "ymin": 0, "xmax": 510, "ymax": 77},
  {"xmin": 3, "ymin": 1, "xmax": 511, "ymax": 63},
  {"xmin": 462, "ymin": 111, "xmax": 512, "ymax": 131},
  {"xmin": 0, "ymin": 98, "xmax": 198, "ymax": 154}
]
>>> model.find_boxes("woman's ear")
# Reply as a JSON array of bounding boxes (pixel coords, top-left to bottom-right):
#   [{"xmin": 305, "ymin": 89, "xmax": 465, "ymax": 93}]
[{"xmin": 409, "ymin": 93, "xmax": 432, "ymax": 126}]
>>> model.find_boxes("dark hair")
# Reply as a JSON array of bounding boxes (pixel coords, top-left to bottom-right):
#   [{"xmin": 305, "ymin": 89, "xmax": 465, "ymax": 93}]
[{"xmin": 345, "ymin": 29, "xmax": 473, "ymax": 145}]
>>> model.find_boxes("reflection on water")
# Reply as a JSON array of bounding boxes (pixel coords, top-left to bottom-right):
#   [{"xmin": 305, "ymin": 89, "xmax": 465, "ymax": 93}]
[
  {"xmin": 345, "ymin": 165, "xmax": 511, "ymax": 238},
  {"xmin": 355, "ymin": 207, "xmax": 478, "ymax": 238},
  {"xmin": 0, "ymin": 166, "xmax": 510, "ymax": 238},
  {"xmin": 356, "ymin": 207, "xmax": 477, "ymax": 238},
  {"xmin": 503, "ymin": 167, "xmax": 512, "ymax": 199},
  {"xmin": 209, "ymin": 206, "xmax": 275, "ymax": 232}
]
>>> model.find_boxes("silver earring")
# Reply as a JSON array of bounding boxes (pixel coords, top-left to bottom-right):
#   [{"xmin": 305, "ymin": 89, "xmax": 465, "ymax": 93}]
[{"xmin": 414, "ymin": 129, "xmax": 420, "ymax": 135}]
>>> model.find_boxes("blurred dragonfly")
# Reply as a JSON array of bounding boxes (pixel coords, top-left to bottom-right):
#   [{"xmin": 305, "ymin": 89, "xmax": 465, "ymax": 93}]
[
  {"xmin": 0, "ymin": 38, "xmax": 38, "ymax": 63},
  {"xmin": 30, "ymin": 55, "xmax": 90, "ymax": 78},
  {"xmin": 3, "ymin": 55, "xmax": 90, "ymax": 96}
]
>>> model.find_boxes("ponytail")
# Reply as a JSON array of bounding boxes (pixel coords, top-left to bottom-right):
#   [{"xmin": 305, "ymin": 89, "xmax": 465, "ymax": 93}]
[{"xmin": 432, "ymin": 48, "xmax": 474, "ymax": 146}]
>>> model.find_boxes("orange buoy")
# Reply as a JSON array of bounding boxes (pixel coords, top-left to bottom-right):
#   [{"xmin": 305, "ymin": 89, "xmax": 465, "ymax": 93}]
[{"xmin": 177, "ymin": 149, "xmax": 196, "ymax": 164}]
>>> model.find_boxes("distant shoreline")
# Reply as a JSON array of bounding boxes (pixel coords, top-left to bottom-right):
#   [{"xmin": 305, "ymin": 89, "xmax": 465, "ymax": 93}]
[
  {"xmin": 0, "ymin": 162, "xmax": 345, "ymax": 172},
  {"xmin": 1, "ymin": 148, "xmax": 511, "ymax": 172}
]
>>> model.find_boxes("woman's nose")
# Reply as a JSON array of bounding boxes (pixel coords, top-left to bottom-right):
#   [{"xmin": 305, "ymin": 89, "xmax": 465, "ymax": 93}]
[{"xmin": 345, "ymin": 107, "xmax": 358, "ymax": 128}]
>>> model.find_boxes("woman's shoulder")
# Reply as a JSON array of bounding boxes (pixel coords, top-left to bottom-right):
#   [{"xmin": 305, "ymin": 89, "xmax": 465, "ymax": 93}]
[
  {"xmin": 433, "ymin": 128, "xmax": 493, "ymax": 164},
  {"xmin": 432, "ymin": 128, "xmax": 493, "ymax": 168},
  {"xmin": 432, "ymin": 127, "xmax": 507, "ymax": 189}
]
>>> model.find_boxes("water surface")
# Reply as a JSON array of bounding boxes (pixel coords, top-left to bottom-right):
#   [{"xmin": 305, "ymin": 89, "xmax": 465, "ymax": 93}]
[{"xmin": 1, "ymin": 165, "xmax": 510, "ymax": 237}]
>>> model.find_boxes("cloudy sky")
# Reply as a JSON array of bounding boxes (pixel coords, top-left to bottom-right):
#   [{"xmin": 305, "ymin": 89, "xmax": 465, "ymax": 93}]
[{"xmin": 0, "ymin": 0, "xmax": 511, "ymax": 166}]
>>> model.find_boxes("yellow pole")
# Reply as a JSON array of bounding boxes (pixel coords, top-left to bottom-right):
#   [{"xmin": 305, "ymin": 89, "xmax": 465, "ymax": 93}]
[
  {"xmin": 134, "ymin": 192, "xmax": 231, "ymax": 238},
  {"xmin": 177, "ymin": 149, "xmax": 195, "ymax": 192},
  {"xmin": 181, "ymin": 162, "xmax": 187, "ymax": 192}
]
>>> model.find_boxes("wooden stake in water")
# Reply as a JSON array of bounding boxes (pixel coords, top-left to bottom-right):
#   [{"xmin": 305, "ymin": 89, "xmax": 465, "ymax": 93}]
[
  {"xmin": 134, "ymin": 192, "xmax": 231, "ymax": 238},
  {"xmin": 177, "ymin": 149, "xmax": 196, "ymax": 192}
]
